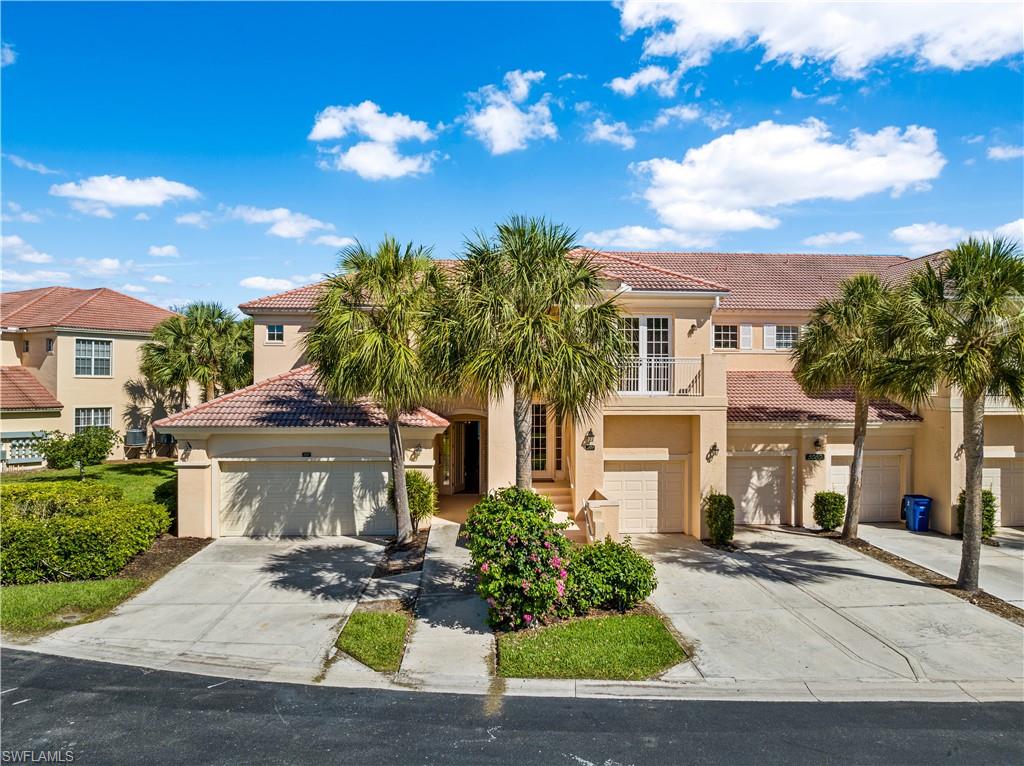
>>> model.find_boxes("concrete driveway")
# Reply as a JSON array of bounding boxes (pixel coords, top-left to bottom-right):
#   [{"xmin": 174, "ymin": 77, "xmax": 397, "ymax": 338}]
[
  {"xmin": 859, "ymin": 523, "xmax": 1024, "ymax": 607},
  {"xmin": 31, "ymin": 537, "xmax": 384, "ymax": 680},
  {"xmin": 634, "ymin": 528, "xmax": 1024, "ymax": 691}
]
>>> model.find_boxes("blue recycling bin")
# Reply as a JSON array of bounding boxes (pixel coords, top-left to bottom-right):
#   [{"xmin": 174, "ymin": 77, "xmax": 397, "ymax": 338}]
[
  {"xmin": 904, "ymin": 495, "xmax": 932, "ymax": 532},
  {"xmin": 900, "ymin": 494, "xmax": 929, "ymax": 521}
]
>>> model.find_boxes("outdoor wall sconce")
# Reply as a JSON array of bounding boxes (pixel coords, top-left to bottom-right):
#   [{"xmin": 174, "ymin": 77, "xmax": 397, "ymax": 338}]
[
  {"xmin": 814, "ymin": 437, "xmax": 824, "ymax": 450},
  {"xmin": 411, "ymin": 443, "xmax": 423, "ymax": 460},
  {"xmin": 705, "ymin": 442, "xmax": 719, "ymax": 462},
  {"xmin": 954, "ymin": 442, "xmax": 965, "ymax": 461},
  {"xmin": 582, "ymin": 430, "xmax": 596, "ymax": 451}
]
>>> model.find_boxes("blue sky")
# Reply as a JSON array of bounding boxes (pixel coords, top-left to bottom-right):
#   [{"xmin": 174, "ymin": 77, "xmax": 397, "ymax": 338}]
[{"xmin": 2, "ymin": 1, "xmax": 1022, "ymax": 311}]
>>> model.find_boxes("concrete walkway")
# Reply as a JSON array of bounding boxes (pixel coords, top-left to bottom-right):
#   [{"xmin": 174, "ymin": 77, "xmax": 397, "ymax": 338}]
[
  {"xmin": 859, "ymin": 523, "xmax": 1024, "ymax": 607},
  {"xmin": 633, "ymin": 528, "xmax": 1024, "ymax": 692},
  {"xmin": 26, "ymin": 537, "xmax": 383, "ymax": 681},
  {"xmin": 395, "ymin": 516, "xmax": 494, "ymax": 691}
]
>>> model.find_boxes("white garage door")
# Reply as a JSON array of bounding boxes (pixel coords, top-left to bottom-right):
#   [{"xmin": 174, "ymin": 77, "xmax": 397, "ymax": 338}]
[
  {"xmin": 218, "ymin": 461, "xmax": 394, "ymax": 537},
  {"xmin": 984, "ymin": 458, "xmax": 1024, "ymax": 527},
  {"xmin": 830, "ymin": 455, "xmax": 902, "ymax": 522},
  {"xmin": 604, "ymin": 461, "xmax": 685, "ymax": 533},
  {"xmin": 727, "ymin": 457, "xmax": 788, "ymax": 525}
]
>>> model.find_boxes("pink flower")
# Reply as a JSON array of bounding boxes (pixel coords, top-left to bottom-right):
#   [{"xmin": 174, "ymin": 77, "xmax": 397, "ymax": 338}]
[
  {"xmin": 556, "ymin": 582, "xmax": 565, "ymax": 596},
  {"xmin": 523, "ymin": 614, "xmax": 533, "ymax": 624},
  {"xmin": 559, "ymin": 569, "xmax": 568, "ymax": 579},
  {"xmin": 551, "ymin": 556, "xmax": 562, "ymax": 568},
  {"xmin": 480, "ymin": 562, "xmax": 490, "ymax": 573},
  {"xmin": 486, "ymin": 597, "xmax": 495, "ymax": 607},
  {"xmin": 543, "ymin": 542, "xmax": 552, "ymax": 549},
  {"xmin": 521, "ymin": 581, "xmax": 531, "ymax": 591}
]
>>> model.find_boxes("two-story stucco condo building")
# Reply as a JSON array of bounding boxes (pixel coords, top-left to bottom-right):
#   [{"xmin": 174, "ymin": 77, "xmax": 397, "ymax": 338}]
[
  {"xmin": 1, "ymin": 286, "xmax": 176, "ymax": 467},
  {"xmin": 156, "ymin": 250, "xmax": 1023, "ymax": 540}
]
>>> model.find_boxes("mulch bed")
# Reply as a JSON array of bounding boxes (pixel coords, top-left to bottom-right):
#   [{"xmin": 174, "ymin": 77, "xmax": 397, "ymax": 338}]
[
  {"xmin": 118, "ymin": 534, "xmax": 212, "ymax": 583},
  {"xmin": 836, "ymin": 536, "xmax": 1024, "ymax": 627},
  {"xmin": 372, "ymin": 529, "xmax": 430, "ymax": 578}
]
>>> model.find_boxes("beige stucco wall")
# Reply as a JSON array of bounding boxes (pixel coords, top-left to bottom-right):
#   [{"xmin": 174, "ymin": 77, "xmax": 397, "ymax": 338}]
[
  {"xmin": 251, "ymin": 315, "xmax": 311, "ymax": 381},
  {"xmin": 710, "ymin": 311, "xmax": 809, "ymax": 372},
  {"xmin": 0, "ymin": 336, "xmax": 18, "ymax": 366},
  {"xmin": 616, "ymin": 294, "xmax": 715, "ymax": 359}
]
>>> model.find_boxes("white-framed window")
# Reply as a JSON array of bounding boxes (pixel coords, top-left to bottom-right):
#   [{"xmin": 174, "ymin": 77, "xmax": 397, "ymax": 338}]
[
  {"xmin": 713, "ymin": 324, "xmax": 738, "ymax": 349},
  {"xmin": 75, "ymin": 407, "xmax": 112, "ymax": 433},
  {"xmin": 46, "ymin": 338, "xmax": 54, "ymax": 353},
  {"xmin": 775, "ymin": 325, "xmax": 800, "ymax": 349},
  {"xmin": 266, "ymin": 324, "xmax": 284, "ymax": 343},
  {"xmin": 75, "ymin": 339, "xmax": 112, "ymax": 376},
  {"xmin": 619, "ymin": 316, "xmax": 672, "ymax": 393}
]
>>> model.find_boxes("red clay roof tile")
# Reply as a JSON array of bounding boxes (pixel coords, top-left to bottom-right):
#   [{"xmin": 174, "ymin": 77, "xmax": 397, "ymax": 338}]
[
  {"xmin": 0, "ymin": 366, "xmax": 63, "ymax": 411},
  {"xmin": 1, "ymin": 286, "xmax": 174, "ymax": 333}
]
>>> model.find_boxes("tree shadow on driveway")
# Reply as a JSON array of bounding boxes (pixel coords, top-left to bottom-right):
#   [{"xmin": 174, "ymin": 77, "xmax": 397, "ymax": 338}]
[{"xmin": 259, "ymin": 542, "xmax": 382, "ymax": 603}]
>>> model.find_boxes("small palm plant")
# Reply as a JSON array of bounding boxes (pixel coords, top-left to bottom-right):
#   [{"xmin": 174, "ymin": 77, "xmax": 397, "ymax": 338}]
[
  {"xmin": 878, "ymin": 237, "xmax": 1023, "ymax": 591},
  {"xmin": 447, "ymin": 215, "xmax": 627, "ymax": 488},
  {"xmin": 304, "ymin": 237, "xmax": 444, "ymax": 544},
  {"xmin": 792, "ymin": 274, "xmax": 893, "ymax": 539}
]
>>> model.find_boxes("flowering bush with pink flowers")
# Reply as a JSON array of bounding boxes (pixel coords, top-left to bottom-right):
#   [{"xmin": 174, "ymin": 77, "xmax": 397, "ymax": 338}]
[{"xmin": 463, "ymin": 488, "xmax": 573, "ymax": 629}]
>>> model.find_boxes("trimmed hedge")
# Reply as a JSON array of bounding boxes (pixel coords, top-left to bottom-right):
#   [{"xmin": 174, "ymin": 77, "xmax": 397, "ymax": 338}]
[
  {"xmin": 704, "ymin": 492, "xmax": 735, "ymax": 545},
  {"xmin": 1, "ymin": 482, "xmax": 170, "ymax": 585},
  {"xmin": 813, "ymin": 491, "xmax": 846, "ymax": 532},
  {"xmin": 566, "ymin": 536, "xmax": 657, "ymax": 613},
  {"xmin": 956, "ymin": 489, "xmax": 998, "ymax": 539},
  {"xmin": 389, "ymin": 471, "xmax": 438, "ymax": 532}
]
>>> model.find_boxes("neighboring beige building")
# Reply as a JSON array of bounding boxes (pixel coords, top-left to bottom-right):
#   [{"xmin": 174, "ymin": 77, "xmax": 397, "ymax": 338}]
[
  {"xmin": 157, "ymin": 250, "xmax": 1023, "ymax": 540},
  {"xmin": 1, "ymin": 286, "xmax": 177, "ymax": 466}
]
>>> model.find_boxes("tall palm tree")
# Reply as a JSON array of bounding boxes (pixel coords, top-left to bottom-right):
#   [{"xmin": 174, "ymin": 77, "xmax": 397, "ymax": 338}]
[
  {"xmin": 304, "ymin": 237, "xmax": 443, "ymax": 545},
  {"xmin": 878, "ymin": 237, "xmax": 1024, "ymax": 591},
  {"xmin": 792, "ymin": 274, "xmax": 893, "ymax": 539},
  {"xmin": 141, "ymin": 302, "xmax": 253, "ymax": 403},
  {"xmin": 448, "ymin": 216, "xmax": 627, "ymax": 489}
]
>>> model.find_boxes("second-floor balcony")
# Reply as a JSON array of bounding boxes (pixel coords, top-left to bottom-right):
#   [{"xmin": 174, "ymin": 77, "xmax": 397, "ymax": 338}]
[{"xmin": 618, "ymin": 356, "xmax": 703, "ymax": 396}]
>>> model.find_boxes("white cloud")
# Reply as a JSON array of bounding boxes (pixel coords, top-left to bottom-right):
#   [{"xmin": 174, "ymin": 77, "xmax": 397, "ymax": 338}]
[
  {"xmin": 987, "ymin": 145, "xmax": 1024, "ymax": 160},
  {"xmin": 175, "ymin": 210, "xmax": 213, "ymax": 228},
  {"xmin": 652, "ymin": 105, "xmax": 701, "ymax": 128},
  {"xmin": 581, "ymin": 226, "xmax": 713, "ymax": 250},
  {"xmin": 228, "ymin": 206, "xmax": 333, "ymax": 240},
  {"xmin": 617, "ymin": 1, "xmax": 1024, "ymax": 78},
  {"xmin": 74, "ymin": 257, "xmax": 131, "ymax": 277},
  {"xmin": 802, "ymin": 231, "xmax": 864, "ymax": 248},
  {"xmin": 50, "ymin": 175, "xmax": 200, "ymax": 216},
  {"xmin": 1, "ymin": 234, "xmax": 53, "ymax": 264},
  {"xmin": 964, "ymin": 134, "xmax": 986, "ymax": 145},
  {"xmin": 817, "ymin": 94, "xmax": 841, "ymax": 106},
  {"xmin": 585, "ymin": 119, "xmax": 636, "ymax": 150},
  {"xmin": 239, "ymin": 273, "xmax": 324, "ymax": 291},
  {"xmin": 462, "ymin": 70, "xmax": 557, "ymax": 155},
  {"xmin": 635, "ymin": 119, "xmax": 945, "ymax": 233},
  {"xmin": 148, "ymin": 244, "xmax": 179, "ymax": 257},
  {"xmin": 3, "ymin": 153, "xmax": 59, "ymax": 175},
  {"xmin": 2, "ymin": 202, "xmax": 42, "ymax": 224},
  {"xmin": 558, "ymin": 72, "xmax": 587, "ymax": 82},
  {"xmin": 994, "ymin": 218, "xmax": 1024, "ymax": 241},
  {"xmin": 890, "ymin": 222, "xmax": 966, "ymax": 255},
  {"xmin": 608, "ymin": 65, "xmax": 679, "ymax": 97},
  {"xmin": 1, "ymin": 269, "xmax": 70, "ymax": 284},
  {"xmin": 314, "ymin": 234, "xmax": 356, "ymax": 248},
  {"xmin": 308, "ymin": 100, "xmax": 437, "ymax": 180},
  {"xmin": 1, "ymin": 42, "xmax": 15, "ymax": 67},
  {"xmin": 147, "ymin": 274, "xmax": 173, "ymax": 284},
  {"xmin": 120, "ymin": 283, "xmax": 149, "ymax": 294},
  {"xmin": 791, "ymin": 87, "xmax": 811, "ymax": 100},
  {"xmin": 134, "ymin": 212, "xmax": 150, "ymax": 221}
]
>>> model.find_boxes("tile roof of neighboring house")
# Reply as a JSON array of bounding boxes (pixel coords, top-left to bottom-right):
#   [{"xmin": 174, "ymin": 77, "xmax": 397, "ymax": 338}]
[
  {"xmin": 594, "ymin": 251, "xmax": 914, "ymax": 311},
  {"xmin": 0, "ymin": 366, "xmax": 63, "ymax": 411},
  {"xmin": 727, "ymin": 371, "xmax": 921, "ymax": 423},
  {"xmin": 154, "ymin": 365, "xmax": 449, "ymax": 430},
  {"xmin": 0, "ymin": 286, "xmax": 175, "ymax": 333}
]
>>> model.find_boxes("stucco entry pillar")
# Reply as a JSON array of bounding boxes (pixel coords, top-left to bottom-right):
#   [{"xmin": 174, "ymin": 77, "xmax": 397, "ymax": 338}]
[
  {"xmin": 175, "ymin": 439, "xmax": 212, "ymax": 538},
  {"xmin": 693, "ymin": 409, "xmax": 728, "ymax": 539},
  {"xmin": 572, "ymin": 411, "xmax": 604, "ymax": 516},
  {"xmin": 486, "ymin": 385, "xmax": 516, "ymax": 492}
]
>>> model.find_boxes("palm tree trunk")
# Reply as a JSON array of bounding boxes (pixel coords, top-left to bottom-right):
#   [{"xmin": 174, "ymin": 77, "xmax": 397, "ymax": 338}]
[
  {"xmin": 841, "ymin": 390, "xmax": 869, "ymax": 540},
  {"xmin": 204, "ymin": 381, "xmax": 216, "ymax": 402},
  {"xmin": 957, "ymin": 394, "xmax": 985, "ymax": 591},
  {"xmin": 513, "ymin": 385, "xmax": 532, "ymax": 489},
  {"xmin": 388, "ymin": 416, "xmax": 414, "ymax": 545}
]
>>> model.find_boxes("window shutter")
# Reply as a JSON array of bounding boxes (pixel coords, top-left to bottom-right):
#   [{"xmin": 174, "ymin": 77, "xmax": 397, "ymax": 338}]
[
  {"xmin": 740, "ymin": 324, "xmax": 753, "ymax": 350},
  {"xmin": 763, "ymin": 324, "xmax": 776, "ymax": 350}
]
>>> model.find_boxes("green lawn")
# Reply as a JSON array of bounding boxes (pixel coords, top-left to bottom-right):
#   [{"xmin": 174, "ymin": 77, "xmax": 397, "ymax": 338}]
[
  {"xmin": 336, "ymin": 611, "xmax": 411, "ymax": 672},
  {"xmin": 4, "ymin": 460, "xmax": 176, "ymax": 503},
  {"xmin": 497, "ymin": 614, "xmax": 687, "ymax": 680},
  {"xmin": 0, "ymin": 579, "xmax": 144, "ymax": 634}
]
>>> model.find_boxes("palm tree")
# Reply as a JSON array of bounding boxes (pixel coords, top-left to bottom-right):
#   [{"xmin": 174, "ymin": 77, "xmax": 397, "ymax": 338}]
[
  {"xmin": 878, "ymin": 237, "xmax": 1024, "ymax": 591},
  {"xmin": 792, "ymin": 274, "xmax": 893, "ymax": 539},
  {"xmin": 304, "ymin": 237, "xmax": 443, "ymax": 545},
  {"xmin": 141, "ymin": 302, "xmax": 253, "ymax": 403},
  {"xmin": 449, "ymin": 216, "xmax": 627, "ymax": 489}
]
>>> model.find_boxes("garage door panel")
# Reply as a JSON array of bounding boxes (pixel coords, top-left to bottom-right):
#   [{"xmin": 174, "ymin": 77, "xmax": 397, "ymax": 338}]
[
  {"xmin": 985, "ymin": 458, "xmax": 1024, "ymax": 527},
  {"xmin": 728, "ymin": 458, "xmax": 787, "ymax": 525},
  {"xmin": 218, "ymin": 462, "xmax": 394, "ymax": 537},
  {"xmin": 830, "ymin": 455, "xmax": 901, "ymax": 523},
  {"xmin": 604, "ymin": 460, "xmax": 685, "ymax": 534}
]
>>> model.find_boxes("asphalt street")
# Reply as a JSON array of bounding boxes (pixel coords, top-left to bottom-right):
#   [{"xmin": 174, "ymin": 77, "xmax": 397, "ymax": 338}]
[{"xmin": 2, "ymin": 649, "xmax": 1022, "ymax": 765}]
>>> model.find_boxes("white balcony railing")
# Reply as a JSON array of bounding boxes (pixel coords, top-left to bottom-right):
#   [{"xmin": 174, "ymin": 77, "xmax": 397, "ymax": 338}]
[{"xmin": 618, "ymin": 357, "xmax": 703, "ymax": 396}]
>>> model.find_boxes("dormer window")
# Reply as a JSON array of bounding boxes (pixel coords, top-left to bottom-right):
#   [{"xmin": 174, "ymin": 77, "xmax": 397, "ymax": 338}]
[{"xmin": 266, "ymin": 324, "xmax": 284, "ymax": 343}]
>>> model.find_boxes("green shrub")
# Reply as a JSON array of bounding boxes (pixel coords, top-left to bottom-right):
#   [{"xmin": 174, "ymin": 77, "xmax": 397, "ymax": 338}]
[
  {"xmin": 704, "ymin": 492, "xmax": 735, "ymax": 545},
  {"xmin": 35, "ymin": 428, "xmax": 119, "ymax": 475},
  {"xmin": 389, "ymin": 471, "xmax": 437, "ymax": 532},
  {"xmin": 813, "ymin": 491, "xmax": 846, "ymax": 531},
  {"xmin": 463, "ymin": 488, "xmax": 571, "ymax": 629},
  {"xmin": 566, "ymin": 537, "xmax": 657, "ymax": 613},
  {"xmin": 956, "ymin": 489, "xmax": 998, "ymax": 539},
  {"xmin": 0, "ymin": 483, "xmax": 170, "ymax": 584},
  {"xmin": 153, "ymin": 476, "xmax": 177, "ymax": 511}
]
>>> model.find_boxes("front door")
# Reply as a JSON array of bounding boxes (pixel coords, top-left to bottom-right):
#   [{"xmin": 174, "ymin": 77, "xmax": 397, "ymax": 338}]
[
  {"xmin": 462, "ymin": 421, "xmax": 481, "ymax": 493},
  {"xmin": 531, "ymin": 403, "xmax": 554, "ymax": 480}
]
